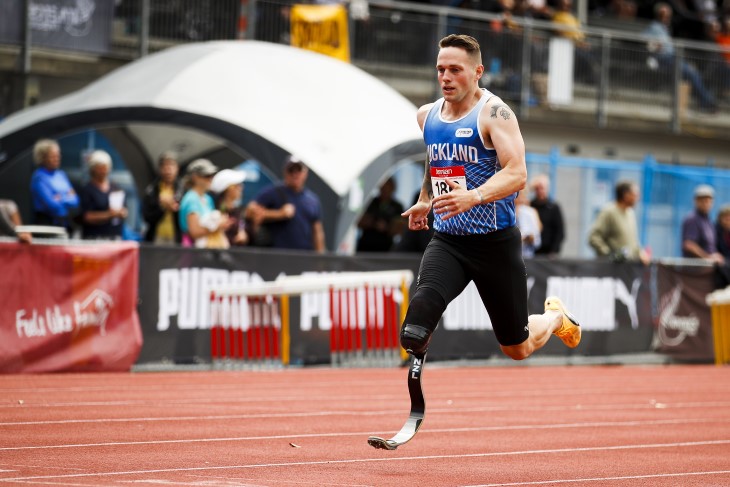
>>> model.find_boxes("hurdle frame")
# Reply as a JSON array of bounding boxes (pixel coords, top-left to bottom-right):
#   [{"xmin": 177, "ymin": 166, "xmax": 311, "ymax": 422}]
[{"xmin": 210, "ymin": 270, "xmax": 413, "ymax": 368}]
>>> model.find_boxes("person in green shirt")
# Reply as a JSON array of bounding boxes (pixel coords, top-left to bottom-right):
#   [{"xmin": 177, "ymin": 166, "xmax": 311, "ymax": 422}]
[{"xmin": 588, "ymin": 180, "xmax": 650, "ymax": 265}]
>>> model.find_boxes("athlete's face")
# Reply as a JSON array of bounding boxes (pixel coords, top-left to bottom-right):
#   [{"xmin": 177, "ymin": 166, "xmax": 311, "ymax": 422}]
[{"xmin": 436, "ymin": 47, "xmax": 483, "ymax": 103}]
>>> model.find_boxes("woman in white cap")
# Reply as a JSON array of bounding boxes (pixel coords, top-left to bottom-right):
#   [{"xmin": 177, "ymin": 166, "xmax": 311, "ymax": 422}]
[
  {"xmin": 211, "ymin": 169, "xmax": 249, "ymax": 246},
  {"xmin": 78, "ymin": 149, "xmax": 128, "ymax": 240},
  {"xmin": 178, "ymin": 159, "xmax": 232, "ymax": 248}
]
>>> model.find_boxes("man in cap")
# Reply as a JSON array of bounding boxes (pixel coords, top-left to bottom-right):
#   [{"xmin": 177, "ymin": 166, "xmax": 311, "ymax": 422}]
[
  {"xmin": 681, "ymin": 184, "xmax": 724, "ymax": 265},
  {"xmin": 246, "ymin": 156, "xmax": 325, "ymax": 252}
]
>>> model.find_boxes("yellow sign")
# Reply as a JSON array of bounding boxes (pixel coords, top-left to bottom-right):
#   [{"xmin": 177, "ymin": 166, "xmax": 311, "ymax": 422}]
[{"xmin": 290, "ymin": 4, "xmax": 350, "ymax": 62}]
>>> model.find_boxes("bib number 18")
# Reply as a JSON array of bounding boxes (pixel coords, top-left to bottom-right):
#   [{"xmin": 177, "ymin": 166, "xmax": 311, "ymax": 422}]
[{"xmin": 431, "ymin": 166, "xmax": 467, "ymax": 196}]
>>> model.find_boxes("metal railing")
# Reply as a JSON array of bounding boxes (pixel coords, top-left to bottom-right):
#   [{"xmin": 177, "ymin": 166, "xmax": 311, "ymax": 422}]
[{"xmin": 1, "ymin": 0, "xmax": 728, "ymax": 132}]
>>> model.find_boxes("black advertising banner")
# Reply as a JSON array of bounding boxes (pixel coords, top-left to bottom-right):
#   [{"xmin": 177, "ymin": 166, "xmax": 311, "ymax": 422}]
[
  {"xmin": 136, "ymin": 247, "xmax": 664, "ymax": 365},
  {"xmin": 136, "ymin": 246, "xmax": 419, "ymax": 364},
  {"xmin": 0, "ymin": 0, "xmax": 114, "ymax": 54},
  {"xmin": 654, "ymin": 263, "xmax": 715, "ymax": 362}
]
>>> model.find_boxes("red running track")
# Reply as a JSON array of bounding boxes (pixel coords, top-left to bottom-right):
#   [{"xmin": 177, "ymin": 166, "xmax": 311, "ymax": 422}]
[{"xmin": 1, "ymin": 365, "xmax": 730, "ymax": 486}]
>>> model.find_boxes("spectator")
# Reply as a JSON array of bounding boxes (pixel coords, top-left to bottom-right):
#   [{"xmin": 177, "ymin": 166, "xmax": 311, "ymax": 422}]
[
  {"xmin": 644, "ymin": 2, "xmax": 719, "ymax": 112},
  {"xmin": 529, "ymin": 173, "xmax": 565, "ymax": 257},
  {"xmin": 0, "ymin": 199, "xmax": 32, "ymax": 243},
  {"xmin": 708, "ymin": 16, "xmax": 730, "ymax": 100},
  {"xmin": 356, "ymin": 178, "xmax": 405, "ymax": 252},
  {"xmin": 550, "ymin": 0, "xmax": 600, "ymax": 84},
  {"xmin": 211, "ymin": 169, "xmax": 250, "ymax": 247},
  {"xmin": 78, "ymin": 150, "xmax": 128, "ymax": 240},
  {"xmin": 588, "ymin": 180, "xmax": 650, "ymax": 264},
  {"xmin": 178, "ymin": 159, "xmax": 231, "ymax": 249},
  {"xmin": 142, "ymin": 151, "xmax": 183, "ymax": 245},
  {"xmin": 516, "ymin": 190, "xmax": 541, "ymax": 257},
  {"xmin": 30, "ymin": 138, "xmax": 79, "ymax": 232},
  {"xmin": 246, "ymin": 156, "xmax": 326, "ymax": 253},
  {"xmin": 681, "ymin": 184, "xmax": 724, "ymax": 263},
  {"xmin": 717, "ymin": 204, "xmax": 730, "ymax": 260},
  {"xmin": 393, "ymin": 191, "xmax": 435, "ymax": 253}
]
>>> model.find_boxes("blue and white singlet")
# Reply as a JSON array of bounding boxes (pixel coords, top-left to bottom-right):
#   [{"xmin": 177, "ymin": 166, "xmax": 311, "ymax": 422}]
[{"xmin": 423, "ymin": 89, "xmax": 517, "ymax": 235}]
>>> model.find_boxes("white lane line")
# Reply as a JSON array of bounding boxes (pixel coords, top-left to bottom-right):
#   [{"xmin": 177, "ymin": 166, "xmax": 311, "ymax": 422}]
[
  {"xmin": 1, "ymin": 439, "xmax": 729, "ymax": 483},
  {"xmin": 3, "ymin": 399, "xmax": 730, "ymax": 417},
  {"xmin": 8, "ymin": 481, "xmax": 102, "ymax": 487},
  {"xmin": 184, "ymin": 473, "xmax": 375, "ymax": 487},
  {"xmin": 1, "ymin": 417, "xmax": 728, "ymax": 451},
  {"xmin": 462, "ymin": 469, "xmax": 730, "ymax": 486}
]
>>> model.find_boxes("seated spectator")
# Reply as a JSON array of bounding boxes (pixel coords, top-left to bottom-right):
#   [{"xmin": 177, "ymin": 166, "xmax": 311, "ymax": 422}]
[
  {"xmin": 211, "ymin": 169, "xmax": 250, "ymax": 246},
  {"xmin": 356, "ymin": 178, "xmax": 405, "ymax": 252},
  {"xmin": 245, "ymin": 156, "xmax": 326, "ymax": 253},
  {"xmin": 178, "ymin": 159, "xmax": 231, "ymax": 249},
  {"xmin": 516, "ymin": 190, "xmax": 541, "ymax": 257},
  {"xmin": 30, "ymin": 138, "xmax": 79, "ymax": 232},
  {"xmin": 0, "ymin": 199, "xmax": 32, "ymax": 243},
  {"xmin": 708, "ymin": 16, "xmax": 730, "ymax": 101},
  {"xmin": 550, "ymin": 0, "xmax": 600, "ymax": 83},
  {"xmin": 644, "ymin": 2, "xmax": 719, "ymax": 112},
  {"xmin": 588, "ymin": 180, "xmax": 650, "ymax": 264},
  {"xmin": 78, "ymin": 150, "xmax": 127, "ymax": 240},
  {"xmin": 142, "ymin": 151, "xmax": 183, "ymax": 245}
]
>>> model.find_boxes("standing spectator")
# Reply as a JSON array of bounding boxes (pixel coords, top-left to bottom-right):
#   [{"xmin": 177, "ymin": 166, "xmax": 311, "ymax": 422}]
[
  {"xmin": 178, "ymin": 159, "xmax": 231, "ymax": 249},
  {"xmin": 516, "ymin": 190, "xmax": 541, "ymax": 257},
  {"xmin": 142, "ymin": 151, "xmax": 183, "ymax": 245},
  {"xmin": 717, "ymin": 204, "xmax": 730, "ymax": 260},
  {"xmin": 78, "ymin": 150, "xmax": 128, "ymax": 240},
  {"xmin": 644, "ymin": 2, "xmax": 719, "ymax": 112},
  {"xmin": 529, "ymin": 173, "xmax": 564, "ymax": 257},
  {"xmin": 30, "ymin": 138, "xmax": 79, "ymax": 232},
  {"xmin": 356, "ymin": 178, "xmax": 405, "ymax": 252},
  {"xmin": 211, "ymin": 169, "xmax": 250, "ymax": 246},
  {"xmin": 0, "ymin": 199, "xmax": 32, "ymax": 243},
  {"xmin": 588, "ymin": 180, "xmax": 650, "ymax": 264},
  {"xmin": 246, "ymin": 156, "xmax": 326, "ymax": 253},
  {"xmin": 681, "ymin": 184, "xmax": 724, "ymax": 263},
  {"xmin": 393, "ymin": 191, "xmax": 435, "ymax": 253}
]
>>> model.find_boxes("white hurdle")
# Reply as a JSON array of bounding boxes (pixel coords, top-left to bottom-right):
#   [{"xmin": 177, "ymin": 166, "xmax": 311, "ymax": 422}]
[{"xmin": 210, "ymin": 270, "xmax": 414, "ymax": 368}]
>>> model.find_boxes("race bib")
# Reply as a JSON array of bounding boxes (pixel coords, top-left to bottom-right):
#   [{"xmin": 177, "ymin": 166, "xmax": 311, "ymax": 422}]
[{"xmin": 431, "ymin": 166, "xmax": 466, "ymax": 197}]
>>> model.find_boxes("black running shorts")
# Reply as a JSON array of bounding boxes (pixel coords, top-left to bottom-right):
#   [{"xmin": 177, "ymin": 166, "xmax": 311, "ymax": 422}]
[{"xmin": 416, "ymin": 225, "xmax": 529, "ymax": 346}]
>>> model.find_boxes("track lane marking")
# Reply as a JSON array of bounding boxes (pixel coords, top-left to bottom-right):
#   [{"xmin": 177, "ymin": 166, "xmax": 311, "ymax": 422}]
[
  {"xmin": 1, "ymin": 417, "xmax": 729, "ymax": 451},
  {"xmin": 2, "ymin": 439, "xmax": 730, "ymax": 482},
  {"xmin": 462, "ymin": 469, "xmax": 730, "ymax": 486},
  {"xmin": 3, "ymin": 399, "xmax": 730, "ymax": 416}
]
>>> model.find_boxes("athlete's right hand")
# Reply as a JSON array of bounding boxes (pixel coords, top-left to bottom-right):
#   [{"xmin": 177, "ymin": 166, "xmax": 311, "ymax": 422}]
[{"xmin": 402, "ymin": 201, "xmax": 431, "ymax": 231}]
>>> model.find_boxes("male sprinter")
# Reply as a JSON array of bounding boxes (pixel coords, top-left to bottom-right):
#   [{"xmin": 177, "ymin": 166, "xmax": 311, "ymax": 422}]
[{"xmin": 369, "ymin": 34, "xmax": 580, "ymax": 450}]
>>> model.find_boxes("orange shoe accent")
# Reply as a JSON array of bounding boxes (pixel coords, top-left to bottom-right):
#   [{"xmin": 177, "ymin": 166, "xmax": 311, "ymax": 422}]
[{"xmin": 544, "ymin": 296, "xmax": 581, "ymax": 348}]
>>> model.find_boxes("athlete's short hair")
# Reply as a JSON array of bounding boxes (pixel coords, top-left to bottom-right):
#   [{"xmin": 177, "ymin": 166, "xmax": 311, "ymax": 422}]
[{"xmin": 439, "ymin": 34, "xmax": 482, "ymax": 65}]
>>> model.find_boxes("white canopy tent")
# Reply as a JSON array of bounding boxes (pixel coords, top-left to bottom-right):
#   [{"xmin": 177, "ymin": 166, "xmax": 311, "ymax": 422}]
[{"xmin": 0, "ymin": 41, "xmax": 425, "ymax": 249}]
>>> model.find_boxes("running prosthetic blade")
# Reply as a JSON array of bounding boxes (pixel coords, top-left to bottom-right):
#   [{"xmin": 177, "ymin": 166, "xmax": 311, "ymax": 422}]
[{"xmin": 368, "ymin": 354, "xmax": 426, "ymax": 450}]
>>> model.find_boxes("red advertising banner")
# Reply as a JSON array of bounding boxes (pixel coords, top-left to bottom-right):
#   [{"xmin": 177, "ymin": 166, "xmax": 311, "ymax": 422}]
[{"xmin": 0, "ymin": 241, "xmax": 142, "ymax": 372}]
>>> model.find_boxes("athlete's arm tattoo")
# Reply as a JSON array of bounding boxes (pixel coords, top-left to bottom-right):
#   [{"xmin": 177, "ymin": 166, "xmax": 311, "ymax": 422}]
[
  {"xmin": 490, "ymin": 104, "xmax": 512, "ymax": 120},
  {"xmin": 422, "ymin": 156, "xmax": 433, "ymax": 199}
]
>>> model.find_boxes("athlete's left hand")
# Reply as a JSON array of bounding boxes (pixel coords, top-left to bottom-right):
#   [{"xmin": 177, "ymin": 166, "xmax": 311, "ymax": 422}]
[{"xmin": 432, "ymin": 179, "xmax": 480, "ymax": 220}]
